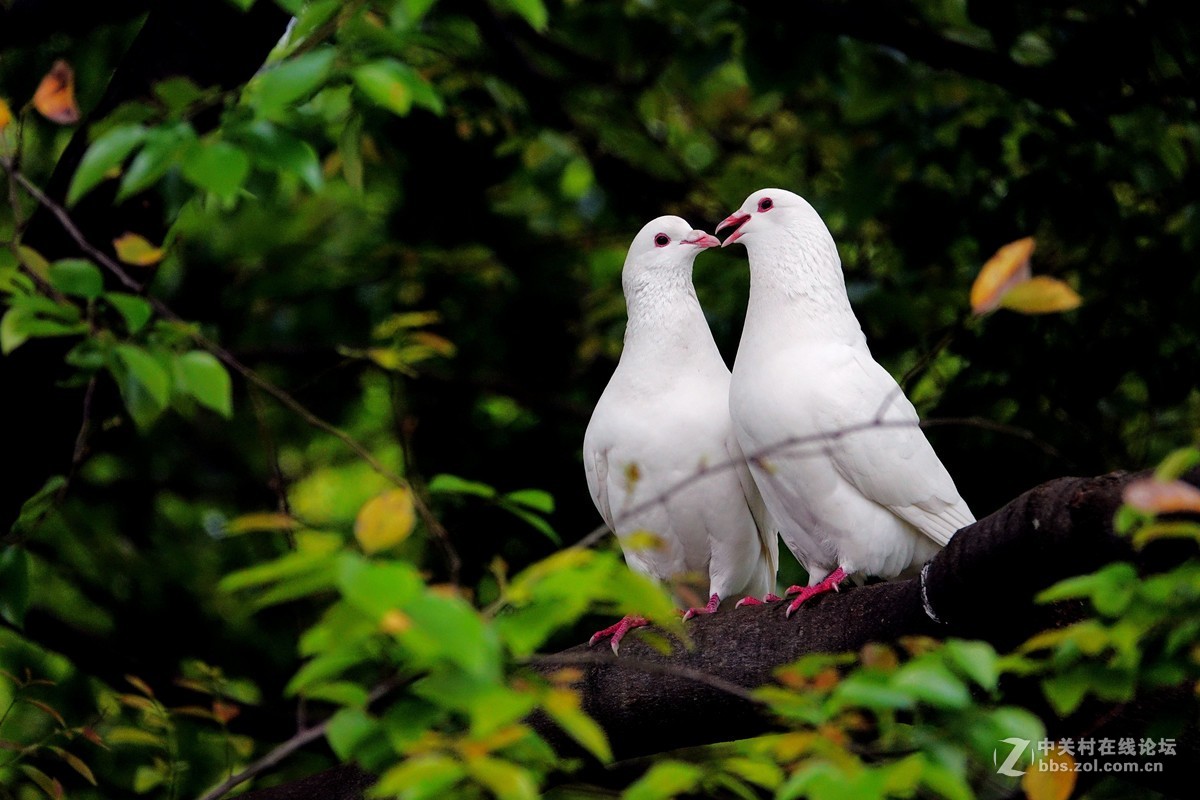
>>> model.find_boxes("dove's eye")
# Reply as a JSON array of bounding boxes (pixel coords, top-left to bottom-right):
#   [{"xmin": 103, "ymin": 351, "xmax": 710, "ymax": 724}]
[
  {"xmin": 654, "ymin": 234, "xmax": 670, "ymax": 247},
  {"xmin": 757, "ymin": 197, "xmax": 774, "ymax": 212}
]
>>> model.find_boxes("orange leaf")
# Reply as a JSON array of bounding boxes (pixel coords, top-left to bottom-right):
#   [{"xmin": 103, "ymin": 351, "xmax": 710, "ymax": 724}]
[
  {"xmin": 212, "ymin": 700, "xmax": 240, "ymax": 724},
  {"xmin": 1123, "ymin": 477, "xmax": 1200, "ymax": 514},
  {"xmin": 999, "ymin": 276, "xmax": 1082, "ymax": 314},
  {"xmin": 354, "ymin": 487, "xmax": 416, "ymax": 554},
  {"xmin": 80, "ymin": 726, "xmax": 107, "ymax": 748},
  {"xmin": 125, "ymin": 674, "xmax": 155, "ymax": 697},
  {"xmin": 1022, "ymin": 751, "xmax": 1077, "ymax": 800},
  {"xmin": 113, "ymin": 232, "xmax": 165, "ymax": 266},
  {"xmin": 33, "ymin": 60, "xmax": 80, "ymax": 125},
  {"xmin": 0, "ymin": 97, "xmax": 12, "ymax": 131},
  {"xmin": 970, "ymin": 236, "xmax": 1034, "ymax": 314}
]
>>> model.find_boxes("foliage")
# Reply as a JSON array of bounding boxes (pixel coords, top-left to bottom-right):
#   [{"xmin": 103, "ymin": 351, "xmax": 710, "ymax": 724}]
[{"xmin": 1, "ymin": 0, "xmax": 1198, "ymax": 798}]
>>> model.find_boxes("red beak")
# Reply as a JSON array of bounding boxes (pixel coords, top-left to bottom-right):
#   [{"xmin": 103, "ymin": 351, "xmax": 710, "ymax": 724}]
[
  {"xmin": 682, "ymin": 232, "xmax": 721, "ymax": 248},
  {"xmin": 716, "ymin": 212, "xmax": 751, "ymax": 246}
]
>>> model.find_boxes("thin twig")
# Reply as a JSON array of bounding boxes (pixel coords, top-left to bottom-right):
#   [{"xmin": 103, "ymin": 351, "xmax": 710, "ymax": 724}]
[
  {"xmin": 573, "ymin": 410, "xmax": 1063, "ymax": 551},
  {"xmin": 527, "ymin": 652, "xmax": 759, "ymax": 704},
  {"xmin": 1, "ymin": 161, "xmax": 462, "ymax": 582},
  {"xmin": 196, "ymin": 680, "xmax": 398, "ymax": 800},
  {"xmin": 247, "ymin": 384, "xmax": 295, "ymax": 548},
  {"xmin": 58, "ymin": 374, "xmax": 97, "ymax": 500}
]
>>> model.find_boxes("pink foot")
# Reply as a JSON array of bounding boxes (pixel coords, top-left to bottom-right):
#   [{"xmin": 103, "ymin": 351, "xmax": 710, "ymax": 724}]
[
  {"xmin": 785, "ymin": 568, "xmax": 848, "ymax": 618},
  {"xmin": 588, "ymin": 615, "xmax": 649, "ymax": 654},
  {"xmin": 735, "ymin": 593, "xmax": 783, "ymax": 608},
  {"xmin": 683, "ymin": 593, "xmax": 721, "ymax": 620}
]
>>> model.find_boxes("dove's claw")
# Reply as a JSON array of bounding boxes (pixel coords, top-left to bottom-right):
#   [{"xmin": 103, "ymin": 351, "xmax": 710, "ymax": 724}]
[
  {"xmin": 588, "ymin": 615, "xmax": 648, "ymax": 653},
  {"xmin": 683, "ymin": 593, "xmax": 721, "ymax": 620},
  {"xmin": 784, "ymin": 568, "xmax": 849, "ymax": 618},
  {"xmin": 735, "ymin": 592, "xmax": 782, "ymax": 608}
]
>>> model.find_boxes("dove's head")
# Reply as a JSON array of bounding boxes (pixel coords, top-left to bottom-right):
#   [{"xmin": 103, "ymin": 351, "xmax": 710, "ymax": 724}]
[
  {"xmin": 716, "ymin": 188, "xmax": 826, "ymax": 249},
  {"xmin": 621, "ymin": 215, "xmax": 720, "ymax": 294}
]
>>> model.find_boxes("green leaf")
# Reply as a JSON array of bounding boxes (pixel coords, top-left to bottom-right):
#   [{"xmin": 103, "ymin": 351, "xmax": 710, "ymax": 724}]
[
  {"xmin": 502, "ymin": 504, "xmax": 561, "ymax": 544},
  {"xmin": 0, "ymin": 307, "xmax": 29, "ymax": 354},
  {"xmin": 298, "ymin": 680, "xmax": 370, "ymax": 709},
  {"xmin": 833, "ymin": 673, "xmax": 915, "ymax": 711},
  {"xmin": 428, "ymin": 473, "xmax": 497, "ymax": 498},
  {"xmin": 253, "ymin": 48, "xmax": 336, "ymax": 116},
  {"xmin": 0, "ymin": 546, "xmax": 30, "ymax": 627},
  {"xmin": 503, "ymin": 489, "xmax": 554, "ymax": 513},
  {"xmin": 239, "ymin": 120, "xmax": 323, "ymax": 190},
  {"xmin": 353, "ymin": 59, "xmax": 444, "ymax": 116},
  {"xmin": 1037, "ymin": 562, "xmax": 1138, "ymax": 617},
  {"xmin": 116, "ymin": 344, "xmax": 171, "ymax": 411},
  {"xmin": 67, "ymin": 124, "xmax": 148, "ymax": 206},
  {"xmin": 892, "ymin": 661, "xmax": 971, "ymax": 709},
  {"xmin": 498, "ymin": 0, "xmax": 548, "ymax": 32},
  {"xmin": 117, "ymin": 123, "xmax": 196, "ymax": 201},
  {"xmin": 18, "ymin": 764, "xmax": 63, "ymax": 800},
  {"xmin": 182, "ymin": 140, "xmax": 251, "ymax": 199},
  {"xmin": 152, "ymin": 76, "xmax": 210, "ymax": 115},
  {"xmin": 1, "ymin": 299, "xmax": 86, "ymax": 353},
  {"xmin": 721, "ymin": 757, "xmax": 783, "ymax": 790},
  {"xmin": 105, "ymin": 292, "xmax": 153, "ymax": 333},
  {"xmin": 220, "ymin": 543, "xmax": 339, "ymax": 593},
  {"xmin": 559, "ymin": 157, "xmax": 593, "ymax": 199},
  {"xmin": 336, "ymin": 552, "xmax": 423, "ymax": 618},
  {"xmin": 325, "ymin": 708, "xmax": 376, "ymax": 760},
  {"xmin": 943, "ymin": 639, "xmax": 999, "ymax": 690},
  {"xmin": 286, "ymin": 648, "xmax": 370, "ymax": 695},
  {"xmin": 48, "ymin": 258, "xmax": 104, "ymax": 299},
  {"xmin": 11, "ymin": 476, "xmax": 67, "ymax": 534},
  {"xmin": 175, "ymin": 350, "xmax": 233, "ymax": 417},
  {"xmin": 1042, "ymin": 670, "xmax": 1091, "ymax": 716},
  {"xmin": 624, "ymin": 761, "xmax": 703, "ymax": 800},
  {"xmin": 467, "ymin": 757, "xmax": 538, "ymax": 800},
  {"xmin": 403, "ymin": 593, "xmax": 501, "ymax": 679},
  {"xmin": 132, "ymin": 764, "xmax": 164, "ymax": 793},
  {"xmin": 375, "ymin": 755, "xmax": 465, "ymax": 800},
  {"xmin": 542, "ymin": 688, "xmax": 612, "ymax": 763},
  {"xmin": 1155, "ymin": 447, "xmax": 1200, "ymax": 481}
]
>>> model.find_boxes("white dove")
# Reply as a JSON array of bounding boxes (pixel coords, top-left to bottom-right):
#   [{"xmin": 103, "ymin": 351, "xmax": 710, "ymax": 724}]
[
  {"xmin": 583, "ymin": 215, "xmax": 779, "ymax": 652},
  {"xmin": 717, "ymin": 189, "xmax": 974, "ymax": 618}
]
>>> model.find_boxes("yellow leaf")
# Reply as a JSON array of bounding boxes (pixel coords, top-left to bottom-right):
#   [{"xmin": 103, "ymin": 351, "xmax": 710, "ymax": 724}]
[
  {"xmin": 622, "ymin": 530, "xmax": 666, "ymax": 552},
  {"xmin": 224, "ymin": 512, "xmax": 297, "ymax": 535},
  {"xmin": 1022, "ymin": 751, "xmax": 1077, "ymax": 800},
  {"xmin": 33, "ymin": 60, "xmax": 80, "ymax": 125},
  {"xmin": 999, "ymin": 276, "xmax": 1082, "ymax": 314},
  {"xmin": 379, "ymin": 608, "xmax": 412, "ymax": 634},
  {"xmin": 113, "ymin": 232, "xmax": 165, "ymax": 266},
  {"xmin": 17, "ymin": 245, "xmax": 50, "ymax": 280},
  {"xmin": 354, "ymin": 487, "xmax": 416, "ymax": 554},
  {"xmin": 0, "ymin": 97, "xmax": 12, "ymax": 131},
  {"xmin": 971, "ymin": 236, "xmax": 1034, "ymax": 314},
  {"xmin": 1123, "ymin": 477, "xmax": 1200, "ymax": 514}
]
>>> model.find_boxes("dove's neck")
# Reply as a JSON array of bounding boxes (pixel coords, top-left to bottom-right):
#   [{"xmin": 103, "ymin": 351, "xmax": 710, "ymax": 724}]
[
  {"xmin": 742, "ymin": 228, "xmax": 867, "ymax": 348},
  {"xmin": 621, "ymin": 275, "xmax": 724, "ymax": 371}
]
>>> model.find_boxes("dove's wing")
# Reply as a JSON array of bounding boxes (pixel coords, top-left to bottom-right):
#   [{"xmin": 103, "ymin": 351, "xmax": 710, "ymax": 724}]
[{"xmin": 820, "ymin": 348, "xmax": 974, "ymax": 547}]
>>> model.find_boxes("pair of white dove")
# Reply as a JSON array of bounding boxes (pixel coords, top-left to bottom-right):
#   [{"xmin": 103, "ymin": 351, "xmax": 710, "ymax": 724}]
[{"xmin": 583, "ymin": 189, "xmax": 974, "ymax": 652}]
